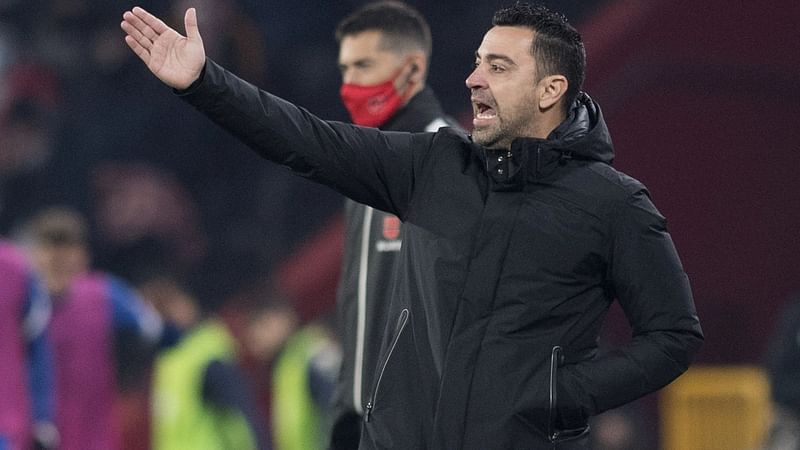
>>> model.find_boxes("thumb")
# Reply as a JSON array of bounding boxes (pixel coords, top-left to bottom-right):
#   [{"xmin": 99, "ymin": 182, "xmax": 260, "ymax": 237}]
[{"xmin": 184, "ymin": 8, "xmax": 201, "ymax": 40}]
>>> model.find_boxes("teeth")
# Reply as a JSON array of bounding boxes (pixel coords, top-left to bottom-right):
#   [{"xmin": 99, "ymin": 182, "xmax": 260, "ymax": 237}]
[{"xmin": 476, "ymin": 111, "xmax": 496, "ymax": 119}]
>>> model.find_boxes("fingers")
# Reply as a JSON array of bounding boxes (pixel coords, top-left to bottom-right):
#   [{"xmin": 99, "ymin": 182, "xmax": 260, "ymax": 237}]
[
  {"xmin": 184, "ymin": 8, "xmax": 201, "ymax": 41},
  {"xmin": 120, "ymin": 12, "xmax": 151, "ymax": 64},
  {"xmin": 123, "ymin": 34, "xmax": 150, "ymax": 65},
  {"xmin": 122, "ymin": 9, "xmax": 160, "ymax": 45},
  {"xmin": 131, "ymin": 6, "xmax": 170, "ymax": 35},
  {"xmin": 120, "ymin": 16, "xmax": 154, "ymax": 52}
]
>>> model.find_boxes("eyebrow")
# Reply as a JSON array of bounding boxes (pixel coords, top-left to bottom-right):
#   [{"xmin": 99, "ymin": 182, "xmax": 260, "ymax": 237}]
[{"xmin": 474, "ymin": 51, "xmax": 517, "ymax": 67}]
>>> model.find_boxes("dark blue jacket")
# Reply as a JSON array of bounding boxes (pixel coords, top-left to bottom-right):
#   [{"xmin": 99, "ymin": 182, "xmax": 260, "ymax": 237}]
[
  {"xmin": 181, "ymin": 59, "xmax": 703, "ymax": 450},
  {"xmin": 331, "ymin": 86, "xmax": 459, "ymax": 450}
]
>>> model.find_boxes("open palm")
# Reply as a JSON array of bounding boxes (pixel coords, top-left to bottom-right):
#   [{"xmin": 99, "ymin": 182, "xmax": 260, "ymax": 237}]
[{"xmin": 121, "ymin": 7, "xmax": 205, "ymax": 90}]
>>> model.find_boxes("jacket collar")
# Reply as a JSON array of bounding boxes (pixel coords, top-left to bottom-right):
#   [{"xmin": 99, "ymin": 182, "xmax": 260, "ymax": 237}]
[
  {"xmin": 474, "ymin": 92, "xmax": 614, "ymax": 191},
  {"xmin": 383, "ymin": 87, "xmax": 448, "ymax": 132}
]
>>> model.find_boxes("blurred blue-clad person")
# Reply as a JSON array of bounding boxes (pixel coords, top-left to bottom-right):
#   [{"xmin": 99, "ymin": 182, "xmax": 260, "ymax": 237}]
[
  {"xmin": 0, "ymin": 239, "xmax": 57, "ymax": 450},
  {"xmin": 18, "ymin": 207, "xmax": 168, "ymax": 450}
]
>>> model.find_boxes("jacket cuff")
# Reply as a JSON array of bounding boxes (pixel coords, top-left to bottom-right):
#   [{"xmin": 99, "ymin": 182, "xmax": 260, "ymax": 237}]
[{"xmin": 173, "ymin": 60, "xmax": 208, "ymax": 96}]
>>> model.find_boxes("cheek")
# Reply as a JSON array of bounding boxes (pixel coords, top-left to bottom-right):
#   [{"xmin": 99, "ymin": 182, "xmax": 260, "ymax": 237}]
[
  {"xmin": 493, "ymin": 88, "xmax": 515, "ymax": 117},
  {"xmin": 492, "ymin": 82, "xmax": 520, "ymax": 109},
  {"xmin": 363, "ymin": 63, "xmax": 400, "ymax": 87},
  {"xmin": 505, "ymin": 86, "xmax": 538, "ymax": 117},
  {"xmin": 362, "ymin": 72, "xmax": 389, "ymax": 86}
]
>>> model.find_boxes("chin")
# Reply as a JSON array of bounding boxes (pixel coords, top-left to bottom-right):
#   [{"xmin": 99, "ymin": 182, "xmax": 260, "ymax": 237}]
[
  {"xmin": 472, "ymin": 131, "xmax": 498, "ymax": 148},
  {"xmin": 471, "ymin": 129, "xmax": 488, "ymax": 144}
]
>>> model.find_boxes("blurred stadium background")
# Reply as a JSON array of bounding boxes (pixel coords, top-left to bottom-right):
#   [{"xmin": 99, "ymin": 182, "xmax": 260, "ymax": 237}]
[{"xmin": 1, "ymin": 0, "xmax": 798, "ymax": 448}]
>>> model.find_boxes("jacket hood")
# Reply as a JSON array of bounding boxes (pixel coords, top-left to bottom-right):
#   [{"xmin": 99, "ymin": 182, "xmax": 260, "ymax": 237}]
[{"xmin": 540, "ymin": 91, "xmax": 614, "ymax": 164}]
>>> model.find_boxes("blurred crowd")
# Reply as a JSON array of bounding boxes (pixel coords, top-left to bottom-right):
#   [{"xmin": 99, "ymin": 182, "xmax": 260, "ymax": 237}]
[{"xmin": 0, "ymin": 1, "xmax": 365, "ymax": 448}]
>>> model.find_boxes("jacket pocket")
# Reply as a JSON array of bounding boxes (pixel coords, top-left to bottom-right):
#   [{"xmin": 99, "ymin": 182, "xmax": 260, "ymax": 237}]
[
  {"xmin": 547, "ymin": 345, "xmax": 590, "ymax": 443},
  {"xmin": 365, "ymin": 308, "xmax": 409, "ymax": 422}
]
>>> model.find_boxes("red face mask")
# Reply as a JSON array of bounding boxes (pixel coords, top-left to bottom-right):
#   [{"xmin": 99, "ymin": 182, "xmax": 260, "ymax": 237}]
[{"xmin": 340, "ymin": 76, "xmax": 407, "ymax": 128}]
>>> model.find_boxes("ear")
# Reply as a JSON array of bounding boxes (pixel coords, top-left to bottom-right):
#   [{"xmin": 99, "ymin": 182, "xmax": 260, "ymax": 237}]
[
  {"xmin": 538, "ymin": 75, "xmax": 568, "ymax": 110},
  {"xmin": 407, "ymin": 51, "xmax": 427, "ymax": 85}
]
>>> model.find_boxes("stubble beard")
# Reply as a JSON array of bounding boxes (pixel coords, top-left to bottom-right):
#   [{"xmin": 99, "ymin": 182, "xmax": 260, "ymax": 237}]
[
  {"xmin": 473, "ymin": 119, "xmax": 512, "ymax": 150},
  {"xmin": 472, "ymin": 116, "xmax": 513, "ymax": 149},
  {"xmin": 474, "ymin": 106, "xmax": 539, "ymax": 150}
]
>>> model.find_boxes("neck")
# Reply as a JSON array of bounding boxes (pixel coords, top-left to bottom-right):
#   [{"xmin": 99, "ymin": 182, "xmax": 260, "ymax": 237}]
[
  {"xmin": 401, "ymin": 82, "xmax": 425, "ymax": 106},
  {"xmin": 534, "ymin": 106, "xmax": 567, "ymax": 139}
]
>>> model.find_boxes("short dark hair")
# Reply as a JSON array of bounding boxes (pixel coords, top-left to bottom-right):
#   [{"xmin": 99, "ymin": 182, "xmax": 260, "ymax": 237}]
[
  {"xmin": 492, "ymin": 2, "xmax": 586, "ymax": 107},
  {"xmin": 23, "ymin": 206, "xmax": 88, "ymax": 247},
  {"xmin": 335, "ymin": 1, "xmax": 432, "ymax": 59}
]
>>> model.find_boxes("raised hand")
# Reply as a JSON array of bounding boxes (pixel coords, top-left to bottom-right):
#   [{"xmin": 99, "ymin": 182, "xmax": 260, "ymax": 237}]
[{"xmin": 121, "ymin": 7, "xmax": 205, "ymax": 90}]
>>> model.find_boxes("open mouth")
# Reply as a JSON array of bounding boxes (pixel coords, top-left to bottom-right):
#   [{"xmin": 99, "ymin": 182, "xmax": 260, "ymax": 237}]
[{"xmin": 474, "ymin": 102, "xmax": 497, "ymax": 120}]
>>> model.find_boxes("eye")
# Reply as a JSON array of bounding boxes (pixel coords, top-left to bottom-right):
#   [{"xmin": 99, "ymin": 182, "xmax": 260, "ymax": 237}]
[
  {"xmin": 490, "ymin": 64, "xmax": 505, "ymax": 73},
  {"xmin": 472, "ymin": 60, "xmax": 480, "ymax": 69}
]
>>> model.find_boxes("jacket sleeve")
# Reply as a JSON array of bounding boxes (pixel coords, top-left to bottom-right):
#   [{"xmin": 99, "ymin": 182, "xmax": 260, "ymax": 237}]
[
  {"xmin": 178, "ymin": 59, "xmax": 429, "ymax": 219},
  {"xmin": 561, "ymin": 188, "xmax": 704, "ymax": 416},
  {"xmin": 23, "ymin": 273, "xmax": 56, "ymax": 426},
  {"xmin": 108, "ymin": 276, "xmax": 164, "ymax": 344}
]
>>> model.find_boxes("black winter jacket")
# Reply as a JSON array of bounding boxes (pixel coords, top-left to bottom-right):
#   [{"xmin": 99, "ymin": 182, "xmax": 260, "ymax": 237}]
[
  {"xmin": 330, "ymin": 87, "xmax": 459, "ymax": 449},
  {"xmin": 181, "ymin": 59, "xmax": 704, "ymax": 449}
]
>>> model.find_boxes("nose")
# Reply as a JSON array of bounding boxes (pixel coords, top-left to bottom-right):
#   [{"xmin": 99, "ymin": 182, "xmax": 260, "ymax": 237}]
[{"xmin": 465, "ymin": 66, "xmax": 484, "ymax": 91}]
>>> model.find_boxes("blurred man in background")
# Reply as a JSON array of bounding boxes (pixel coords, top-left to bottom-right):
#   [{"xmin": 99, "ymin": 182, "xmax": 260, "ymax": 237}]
[
  {"xmin": 331, "ymin": 3, "xmax": 459, "ymax": 447},
  {"xmin": 268, "ymin": 3, "xmax": 460, "ymax": 447},
  {"xmin": 18, "ymin": 206, "xmax": 166, "ymax": 450},
  {"xmin": 149, "ymin": 248, "xmax": 269, "ymax": 450},
  {"xmin": 242, "ymin": 292, "xmax": 339, "ymax": 450}
]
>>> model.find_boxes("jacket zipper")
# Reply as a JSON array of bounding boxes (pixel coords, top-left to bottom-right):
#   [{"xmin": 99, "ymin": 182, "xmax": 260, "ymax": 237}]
[
  {"xmin": 547, "ymin": 345, "xmax": 590, "ymax": 445},
  {"xmin": 365, "ymin": 308, "xmax": 409, "ymax": 422},
  {"xmin": 353, "ymin": 206, "xmax": 373, "ymax": 415},
  {"xmin": 547, "ymin": 345, "xmax": 563, "ymax": 442}
]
